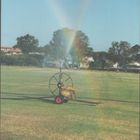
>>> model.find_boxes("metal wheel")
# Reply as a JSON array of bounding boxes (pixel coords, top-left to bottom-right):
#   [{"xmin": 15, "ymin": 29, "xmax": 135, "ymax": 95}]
[{"xmin": 49, "ymin": 72, "xmax": 73, "ymax": 96}]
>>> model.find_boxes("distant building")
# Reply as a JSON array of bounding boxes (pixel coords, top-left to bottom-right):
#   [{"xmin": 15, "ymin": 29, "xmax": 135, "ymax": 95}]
[
  {"xmin": 127, "ymin": 62, "xmax": 140, "ymax": 67},
  {"xmin": 113, "ymin": 62, "xmax": 119, "ymax": 69},
  {"xmin": 28, "ymin": 52, "xmax": 45, "ymax": 55},
  {"xmin": 1, "ymin": 47, "xmax": 22, "ymax": 55},
  {"xmin": 80, "ymin": 56, "xmax": 94, "ymax": 69}
]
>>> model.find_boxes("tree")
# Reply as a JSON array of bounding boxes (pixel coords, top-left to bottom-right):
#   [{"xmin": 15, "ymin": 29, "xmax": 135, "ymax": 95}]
[
  {"xmin": 93, "ymin": 51, "xmax": 109, "ymax": 69},
  {"xmin": 108, "ymin": 41, "xmax": 130, "ymax": 66},
  {"xmin": 129, "ymin": 44, "xmax": 140, "ymax": 62},
  {"xmin": 13, "ymin": 34, "xmax": 39, "ymax": 53},
  {"xmin": 44, "ymin": 28, "xmax": 75, "ymax": 60},
  {"xmin": 130, "ymin": 44, "xmax": 140, "ymax": 54},
  {"xmin": 44, "ymin": 28, "xmax": 92, "ymax": 63},
  {"xmin": 69, "ymin": 30, "xmax": 93, "ymax": 66}
]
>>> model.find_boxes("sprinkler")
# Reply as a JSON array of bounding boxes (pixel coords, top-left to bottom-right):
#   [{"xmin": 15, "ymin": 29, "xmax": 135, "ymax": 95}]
[{"xmin": 49, "ymin": 61, "xmax": 76, "ymax": 104}]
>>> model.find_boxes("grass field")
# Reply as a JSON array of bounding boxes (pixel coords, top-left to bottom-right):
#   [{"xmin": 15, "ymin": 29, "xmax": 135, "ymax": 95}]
[{"xmin": 1, "ymin": 66, "xmax": 139, "ymax": 140}]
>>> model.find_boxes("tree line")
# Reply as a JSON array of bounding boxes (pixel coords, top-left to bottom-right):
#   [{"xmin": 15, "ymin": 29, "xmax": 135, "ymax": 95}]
[{"xmin": 1, "ymin": 28, "xmax": 140, "ymax": 70}]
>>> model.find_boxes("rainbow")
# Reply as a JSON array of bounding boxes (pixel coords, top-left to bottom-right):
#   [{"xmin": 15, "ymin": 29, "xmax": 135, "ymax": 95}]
[
  {"xmin": 47, "ymin": 0, "xmax": 91, "ymax": 54},
  {"xmin": 46, "ymin": 0, "xmax": 101, "ymax": 103}
]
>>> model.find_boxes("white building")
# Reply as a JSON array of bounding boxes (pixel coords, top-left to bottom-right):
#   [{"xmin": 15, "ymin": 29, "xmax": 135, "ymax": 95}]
[{"xmin": 1, "ymin": 47, "xmax": 22, "ymax": 55}]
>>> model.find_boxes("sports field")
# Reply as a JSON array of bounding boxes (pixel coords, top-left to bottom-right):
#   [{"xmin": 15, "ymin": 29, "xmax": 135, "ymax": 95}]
[{"xmin": 1, "ymin": 66, "xmax": 139, "ymax": 140}]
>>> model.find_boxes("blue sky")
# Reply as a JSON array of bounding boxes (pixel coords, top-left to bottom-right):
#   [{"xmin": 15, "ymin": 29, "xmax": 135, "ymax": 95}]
[{"xmin": 1, "ymin": 0, "xmax": 140, "ymax": 51}]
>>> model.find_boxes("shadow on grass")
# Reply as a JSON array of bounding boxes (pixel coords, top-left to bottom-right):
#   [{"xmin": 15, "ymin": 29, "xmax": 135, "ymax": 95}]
[
  {"xmin": 1, "ymin": 91, "xmax": 49, "ymax": 97},
  {"xmin": 1, "ymin": 92, "xmax": 99, "ymax": 106},
  {"xmin": 77, "ymin": 96, "xmax": 139, "ymax": 104},
  {"xmin": 1, "ymin": 92, "xmax": 139, "ymax": 105},
  {"xmin": 1, "ymin": 96, "xmax": 54, "ymax": 104}
]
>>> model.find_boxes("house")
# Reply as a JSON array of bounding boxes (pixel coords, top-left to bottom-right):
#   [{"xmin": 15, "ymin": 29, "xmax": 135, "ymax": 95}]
[
  {"xmin": 28, "ymin": 52, "xmax": 45, "ymax": 55},
  {"xmin": 80, "ymin": 56, "xmax": 94, "ymax": 69},
  {"xmin": 1, "ymin": 47, "xmax": 22, "ymax": 55}
]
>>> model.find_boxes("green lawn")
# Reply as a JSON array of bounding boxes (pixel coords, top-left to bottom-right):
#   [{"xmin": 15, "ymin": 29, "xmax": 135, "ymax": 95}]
[{"xmin": 1, "ymin": 66, "xmax": 139, "ymax": 140}]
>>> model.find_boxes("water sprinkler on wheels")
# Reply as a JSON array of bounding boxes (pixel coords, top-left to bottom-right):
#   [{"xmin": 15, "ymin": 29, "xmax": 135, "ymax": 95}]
[{"xmin": 49, "ymin": 60, "xmax": 75, "ymax": 104}]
